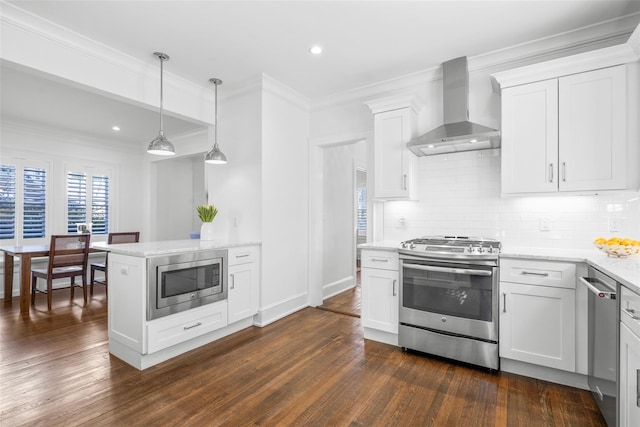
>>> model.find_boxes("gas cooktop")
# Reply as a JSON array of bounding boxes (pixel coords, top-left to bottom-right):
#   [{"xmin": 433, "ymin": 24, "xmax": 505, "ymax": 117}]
[{"xmin": 399, "ymin": 235, "xmax": 501, "ymax": 258}]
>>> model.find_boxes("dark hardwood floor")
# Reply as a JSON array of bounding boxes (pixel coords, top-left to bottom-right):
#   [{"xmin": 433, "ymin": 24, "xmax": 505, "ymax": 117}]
[
  {"xmin": 317, "ymin": 270, "xmax": 361, "ymax": 318},
  {"xmin": 1, "ymin": 285, "xmax": 606, "ymax": 426}
]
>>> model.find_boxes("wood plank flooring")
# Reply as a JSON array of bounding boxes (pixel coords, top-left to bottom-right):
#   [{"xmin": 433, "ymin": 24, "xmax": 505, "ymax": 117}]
[
  {"xmin": 1, "ymin": 286, "xmax": 606, "ymax": 426},
  {"xmin": 317, "ymin": 270, "xmax": 361, "ymax": 318}
]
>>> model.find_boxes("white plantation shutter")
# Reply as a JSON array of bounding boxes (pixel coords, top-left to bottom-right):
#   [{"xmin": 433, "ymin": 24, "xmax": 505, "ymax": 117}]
[
  {"xmin": 357, "ymin": 187, "xmax": 367, "ymax": 231},
  {"xmin": 22, "ymin": 167, "xmax": 46, "ymax": 238},
  {"xmin": 67, "ymin": 171, "xmax": 87, "ymax": 233},
  {"xmin": 91, "ymin": 175, "xmax": 109, "ymax": 235},
  {"xmin": 0, "ymin": 165, "xmax": 16, "ymax": 239}
]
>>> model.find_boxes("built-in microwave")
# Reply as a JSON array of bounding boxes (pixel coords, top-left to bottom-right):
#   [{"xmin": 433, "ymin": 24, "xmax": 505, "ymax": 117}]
[{"xmin": 147, "ymin": 250, "xmax": 227, "ymax": 320}]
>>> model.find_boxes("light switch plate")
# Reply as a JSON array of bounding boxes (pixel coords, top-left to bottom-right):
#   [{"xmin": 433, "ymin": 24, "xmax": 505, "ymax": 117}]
[{"xmin": 539, "ymin": 218, "xmax": 551, "ymax": 231}]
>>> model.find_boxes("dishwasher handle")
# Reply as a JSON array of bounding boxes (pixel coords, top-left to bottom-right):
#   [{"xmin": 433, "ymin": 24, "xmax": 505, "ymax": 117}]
[{"xmin": 578, "ymin": 277, "xmax": 617, "ymax": 299}]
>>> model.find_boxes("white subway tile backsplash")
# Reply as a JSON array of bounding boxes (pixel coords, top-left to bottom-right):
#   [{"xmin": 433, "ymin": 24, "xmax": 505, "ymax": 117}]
[{"xmin": 384, "ymin": 150, "xmax": 640, "ymax": 249}]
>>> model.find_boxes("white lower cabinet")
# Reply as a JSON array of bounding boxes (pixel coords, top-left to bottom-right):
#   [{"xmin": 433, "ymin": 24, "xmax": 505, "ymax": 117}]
[
  {"xmin": 361, "ymin": 249, "xmax": 399, "ymax": 335},
  {"xmin": 620, "ymin": 322, "xmax": 640, "ymax": 427},
  {"xmin": 227, "ymin": 246, "xmax": 259, "ymax": 324},
  {"xmin": 620, "ymin": 284, "xmax": 640, "ymax": 427},
  {"xmin": 499, "ymin": 281, "xmax": 576, "ymax": 371},
  {"xmin": 147, "ymin": 301, "xmax": 228, "ymax": 354},
  {"xmin": 499, "ymin": 258, "xmax": 577, "ymax": 373}
]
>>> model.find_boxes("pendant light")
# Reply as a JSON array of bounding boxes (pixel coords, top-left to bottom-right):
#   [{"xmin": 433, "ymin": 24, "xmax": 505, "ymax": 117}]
[
  {"xmin": 205, "ymin": 78, "xmax": 227, "ymax": 164},
  {"xmin": 147, "ymin": 52, "xmax": 175, "ymax": 156}
]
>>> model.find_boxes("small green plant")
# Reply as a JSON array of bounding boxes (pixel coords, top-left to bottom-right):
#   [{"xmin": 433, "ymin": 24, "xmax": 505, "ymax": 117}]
[{"xmin": 197, "ymin": 204, "xmax": 218, "ymax": 222}]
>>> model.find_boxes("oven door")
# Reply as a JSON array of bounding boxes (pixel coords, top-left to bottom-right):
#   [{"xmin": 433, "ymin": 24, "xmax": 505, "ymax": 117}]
[{"xmin": 400, "ymin": 258, "xmax": 498, "ymax": 342}]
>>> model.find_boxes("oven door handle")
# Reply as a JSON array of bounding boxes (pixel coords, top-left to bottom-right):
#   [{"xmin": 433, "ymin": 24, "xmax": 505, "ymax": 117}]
[{"xmin": 403, "ymin": 263, "xmax": 492, "ymax": 276}]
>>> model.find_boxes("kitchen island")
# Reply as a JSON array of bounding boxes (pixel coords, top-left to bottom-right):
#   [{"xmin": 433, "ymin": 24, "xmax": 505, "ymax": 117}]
[{"xmin": 99, "ymin": 239, "xmax": 260, "ymax": 370}]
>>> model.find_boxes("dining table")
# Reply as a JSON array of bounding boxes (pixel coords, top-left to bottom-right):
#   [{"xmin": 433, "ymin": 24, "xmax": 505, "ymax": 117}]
[{"xmin": 1, "ymin": 244, "xmax": 105, "ymax": 315}]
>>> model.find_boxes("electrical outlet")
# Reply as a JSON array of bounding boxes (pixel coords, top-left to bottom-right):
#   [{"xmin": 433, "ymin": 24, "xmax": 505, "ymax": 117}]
[
  {"xmin": 539, "ymin": 218, "xmax": 551, "ymax": 231},
  {"xmin": 609, "ymin": 217, "xmax": 621, "ymax": 232}
]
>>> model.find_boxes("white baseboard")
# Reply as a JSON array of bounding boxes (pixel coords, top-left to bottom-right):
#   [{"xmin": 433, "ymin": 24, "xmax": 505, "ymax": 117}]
[
  {"xmin": 363, "ymin": 327, "xmax": 399, "ymax": 347},
  {"xmin": 322, "ymin": 276, "xmax": 354, "ymax": 300},
  {"xmin": 500, "ymin": 358, "xmax": 589, "ymax": 390},
  {"xmin": 253, "ymin": 292, "xmax": 309, "ymax": 327}
]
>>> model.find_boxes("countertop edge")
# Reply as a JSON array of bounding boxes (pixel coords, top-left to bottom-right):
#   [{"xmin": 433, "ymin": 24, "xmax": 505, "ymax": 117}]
[{"xmin": 96, "ymin": 240, "xmax": 261, "ymax": 258}]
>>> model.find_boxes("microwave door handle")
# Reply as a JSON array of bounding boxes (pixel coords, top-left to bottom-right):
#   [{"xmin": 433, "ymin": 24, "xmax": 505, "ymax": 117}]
[{"xmin": 403, "ymin": 264, "xmax": 491, "ymax": 277}]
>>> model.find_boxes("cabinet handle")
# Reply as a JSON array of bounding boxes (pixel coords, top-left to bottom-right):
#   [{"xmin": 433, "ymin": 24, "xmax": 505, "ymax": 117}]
[
  {"xmin": 236, "ymin": 254, "xmax": 250, "ymax": 258},
  {"xmin": 402, "ymin": 174, "xmax": 407, "ymax": 190},
  {"xmin": 230, "ymin": 273, "xmax": 235, "ymax": 290},
  {"xmin": 637, "ymin": 369, "xmax": 640, "ymax": 407},
  {"xmin": 562, "ymin": 162, "xmax": 567, "ymax": 182},
  {"xmin": 392, "ymin": 279, "xmax": 397, "ymax": 296},
  {"xmin": 623, "ymin": 307, "xmax": 640, "ymax": 320},
  {"xmin": 503, "ymin": 292, "xmax": 507, "ymax": 313},
  {"xmin": 371, "ymin": 258, "xmax": 389, "ymax": 263},
  {"xmin": 521, "ymin": 271, "xmax": 549, "ymax": 277},
  {"xmin": 548, "ymin": 163, "xmax": 554, "ymax": 183},
  {"xmin": 184, "ymin": 322, "xmax": 202, "ymax": 330}
]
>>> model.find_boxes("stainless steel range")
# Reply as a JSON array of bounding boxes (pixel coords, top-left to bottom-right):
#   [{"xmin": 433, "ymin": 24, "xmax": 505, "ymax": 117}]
[{"xmin": 398, "ymin": 236, "xmax": 501, "ymax": 369}]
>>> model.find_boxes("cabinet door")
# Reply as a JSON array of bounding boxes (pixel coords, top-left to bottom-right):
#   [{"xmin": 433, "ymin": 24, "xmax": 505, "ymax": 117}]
[
  {"xmin": 499, "ymin": 282, "xmax": 576, "ymax": 372},
  {"xmin": 501, "ymin": 79, "xmax": 559, "ymax": 194},
  {"xmin": 373, "ymin": 108, "xmax": 414, "ymax": 199},
  {"xmin": 620, "ymin": 322, "xmax": 640, "ymax": 427},
  {"xmin": 228, "ymin": 261, "xmax": 258, "ymax": 324},
  {"xmin": 361, "ymin": 267, "xmax": 399, "ymax": 334},
  {"xmin": 558, "ymin": 66, "xmax": 626, "ymax": 191}
]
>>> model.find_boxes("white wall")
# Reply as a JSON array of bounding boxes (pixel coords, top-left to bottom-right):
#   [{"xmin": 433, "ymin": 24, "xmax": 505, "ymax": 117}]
[
  {"xmin": 321, "ymin": 143, "xmax": 365, "ymax": 298},
  {"xmin": 154, "ymin": 155, "xmax": 204, "ymax": 241},
  {"xmin": 258, "ymin": 77, "xmax": 310, "ymax": 324}
]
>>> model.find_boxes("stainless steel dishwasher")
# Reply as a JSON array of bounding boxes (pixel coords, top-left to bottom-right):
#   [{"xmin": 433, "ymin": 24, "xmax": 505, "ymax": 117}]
[{"xmin": 579, "ymin": 266, "xmax": 619, "ymax": 427}]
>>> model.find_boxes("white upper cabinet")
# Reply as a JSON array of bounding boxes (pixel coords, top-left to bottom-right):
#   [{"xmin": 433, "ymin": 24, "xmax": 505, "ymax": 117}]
[
  {"xmin": 558, "ymin": 66, "xmax": 626, "ymax": 192},
  {"xmin": 365, "ymin": 94, "xmax": 420, "ymax": 200},
  {"xmin": 501, "ymin": 65, "xmax": 627, "ymax": 194},
  {"xmin": 492, "ymin": 44, "xmax": 639, "ymax": 196},
  {"xmin": 502, "ymin": 79, "xmax": 559, "ymax": 194}
]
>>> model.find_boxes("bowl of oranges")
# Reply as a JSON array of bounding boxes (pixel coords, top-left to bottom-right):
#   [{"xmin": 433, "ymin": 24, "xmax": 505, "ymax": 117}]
[{"xmin": 593, "ymin": 237, "xmax": 640, "ymax": 257}]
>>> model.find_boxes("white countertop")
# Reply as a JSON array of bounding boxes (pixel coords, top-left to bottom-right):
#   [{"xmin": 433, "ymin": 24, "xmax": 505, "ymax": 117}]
[
  {"xmin": 94, "ymin": 239, "xmax": 261, "ymax": 258},
  {"xmin": 360, "ymin": 241, "xmax": 640, "ymax": 294}
]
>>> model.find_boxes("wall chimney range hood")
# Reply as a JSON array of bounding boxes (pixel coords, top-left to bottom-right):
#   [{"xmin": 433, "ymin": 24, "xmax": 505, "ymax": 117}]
[{"xmin": 407, "ymin": 56, "xmax": 500, "ymax": 156}]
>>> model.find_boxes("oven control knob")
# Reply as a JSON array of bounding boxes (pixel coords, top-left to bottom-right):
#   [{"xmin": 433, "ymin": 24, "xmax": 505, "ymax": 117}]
[
  {"xmin": 409, "ymin": 242, "xmax": 416, "ymax": 249},
  {"xmin": 441, "ymin": 316, "xmax": 447, "ymax": 323},
  {"xmin": 478, "ymin": 245, "xmax": 485, "ymax": 253},
  {"xmin": 401, "ymin": 242, "xmax": 407, "ymax": 248}
]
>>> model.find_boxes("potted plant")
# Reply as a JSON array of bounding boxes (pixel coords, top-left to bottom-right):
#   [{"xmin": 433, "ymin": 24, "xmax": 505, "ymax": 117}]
[{"xmin": 197, "ymin": 203, "xmax": 218, "ymax": 240}]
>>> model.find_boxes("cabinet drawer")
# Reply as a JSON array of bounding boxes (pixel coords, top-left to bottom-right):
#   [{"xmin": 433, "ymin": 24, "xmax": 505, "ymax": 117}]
[
  {"xmin": 146, "ymin": 301, "xmax": 228, "ymax": 354},
  {"xmin": 621, "ymin": 285, "xmax": 640, "ymax": 338},
  {"xmin": 361, "ymin": 250, "xmax": 398, "ymax": 271},
  {"xmin": 228, "ymin": 246, "xmax": 257, "ymax": 266},
  {"xmin": 500, "ymin": 258, "xmax": 576, "ymax": 289}
]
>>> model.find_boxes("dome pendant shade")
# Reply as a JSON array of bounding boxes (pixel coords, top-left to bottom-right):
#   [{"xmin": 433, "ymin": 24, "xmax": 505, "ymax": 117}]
[
  {"xmin": 204, "ymin": 78, "xmax": 227, "ymax": 165},
  {"xmin": 147, "ymin": 52, "xmax": 175, "ymax": 156},
  {"xmin": 205, "ymin": 144, "xmax": 227, "ymax": 164},
  {"xmin": 147, "ymin": 131, "xmax": 175, "ymax": 156}
]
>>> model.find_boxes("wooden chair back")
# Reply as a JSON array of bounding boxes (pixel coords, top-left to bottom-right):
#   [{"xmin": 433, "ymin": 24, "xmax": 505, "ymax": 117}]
[
  {"xmin": 107, "ymin": 232, "xmax": 140, "ymax": 245},
  {"xmin": 48, "ymin": 234, "xmax": 90, "ymax": 273}
]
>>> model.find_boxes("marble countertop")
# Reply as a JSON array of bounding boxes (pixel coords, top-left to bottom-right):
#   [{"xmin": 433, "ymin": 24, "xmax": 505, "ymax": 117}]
[
  {"xmin": 94, "ymin": 239, "xmax": 261, "ymax": 258},
  {"xmin": 359, "ymin": 241, "xmax": 640, "ymax": 294}
]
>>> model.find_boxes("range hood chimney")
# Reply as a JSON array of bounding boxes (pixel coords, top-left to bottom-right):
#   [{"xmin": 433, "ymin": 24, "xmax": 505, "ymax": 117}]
[{"xmin": 407, "ymin": 56, "xmax": 500, "ymax": 156}]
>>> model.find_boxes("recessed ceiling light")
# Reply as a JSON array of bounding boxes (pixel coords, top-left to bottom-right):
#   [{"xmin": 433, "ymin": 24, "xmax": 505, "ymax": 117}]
[
  {"xmin": 112, "ymin": 126, "xmax": 120, "ymax": 131},
  {"xmin": 309, "ymin": 45, "xmax": 323, "ymax": 55}
]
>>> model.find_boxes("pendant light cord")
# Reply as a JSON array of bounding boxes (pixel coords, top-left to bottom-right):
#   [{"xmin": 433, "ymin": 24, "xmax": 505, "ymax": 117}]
[
  {"xmin": 159, "ymin": 56, "xmax": 165, "ymax": 136},
  {"xmin": 214, "ymin": 80, "xmax": 219, "ymax": 149}
]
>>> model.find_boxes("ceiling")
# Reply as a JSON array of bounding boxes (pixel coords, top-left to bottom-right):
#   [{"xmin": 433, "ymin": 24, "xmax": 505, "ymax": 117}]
[{"xmin": 2, "ymin": 0, "xmax": 640, "ymax": 145}]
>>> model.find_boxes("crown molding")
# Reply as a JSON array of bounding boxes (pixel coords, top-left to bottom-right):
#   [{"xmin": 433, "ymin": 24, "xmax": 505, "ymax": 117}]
[
  {"xmin": 261, "ymin": 74, "xmax": 311, "ymax": 111},
  {"xmin": 364, "ymin": 92, "xmax": 424, "ymax": 115},
  {"xmin": 312, "ymin": 12, "xmax": 640, "ymax": 111},
  {"xmin": 491, "ymin": 43, "xmax": 639, "ymax": 90}
]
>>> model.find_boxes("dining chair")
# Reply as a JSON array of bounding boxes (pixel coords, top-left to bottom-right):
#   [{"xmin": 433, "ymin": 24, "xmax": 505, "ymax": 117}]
[
  {"xmin": 31, "ymin": 234, "xmax": 91, "ymax": 310},
  {"xmin": 90, "ymin": 231, "xmax": 140, "ymax": 296}
]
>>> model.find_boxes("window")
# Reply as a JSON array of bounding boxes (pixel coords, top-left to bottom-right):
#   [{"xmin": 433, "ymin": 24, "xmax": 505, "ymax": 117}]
[
  {"xmin": 67, "ymin": 171, "xmax": 110, "ymax": 235},
  {"xmin": 0, "ymin": 165, "xmax": 16, "ymax": 239},
  {"xmin": 22, "ymin": 167, "xmax": 47, "ymax": 238},
  {"xmin": 357, "ymin": 186, "xmax": 367, "ymax": 231},
  {"xmin": 0, "ymin": 164, "xmax": 47, "ymax": 240}
]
